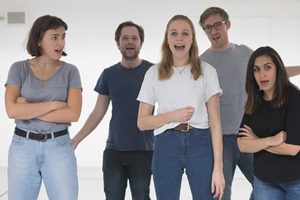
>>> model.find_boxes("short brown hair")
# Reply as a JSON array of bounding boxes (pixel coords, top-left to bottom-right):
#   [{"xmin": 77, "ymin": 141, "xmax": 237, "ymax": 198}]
[
  {"xmin": 199, "ymin": 7, "xmax": 229, "ymax": 27},
  {"xmin": 114, "ymin": 21, "xmax": 144, "ymax": 45},
  {"xmin": 27, "ymin": 15, "xmax": 68, "ymax": 57}
]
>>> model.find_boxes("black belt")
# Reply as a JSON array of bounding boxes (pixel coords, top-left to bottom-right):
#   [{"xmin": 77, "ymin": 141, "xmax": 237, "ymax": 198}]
[
  {"xmin": 14, "ymin": 127, "xmax": 68, "ymax": 142},
  {"xmin": 223, "ymin": 134, "xmax": 239, "ymax": 137}
]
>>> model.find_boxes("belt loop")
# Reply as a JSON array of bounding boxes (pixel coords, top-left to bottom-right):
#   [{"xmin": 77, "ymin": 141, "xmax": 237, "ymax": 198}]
[
  {"xmin": 50, "ymin": 132, "xmax": 55, "ymax": 140},
  {"xmin": 26, "ymin": 131, "xmax": 30, "ymax": 140}
]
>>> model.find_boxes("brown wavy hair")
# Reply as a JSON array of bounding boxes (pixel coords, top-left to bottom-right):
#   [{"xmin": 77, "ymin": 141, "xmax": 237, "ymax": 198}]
[
  {"xmin": 245, "ymin": 46, "xmax": 298, "ymax": 114},
  {"xmin": 158, "ymin": 15, "xmax": 202, "ymax": 80}
]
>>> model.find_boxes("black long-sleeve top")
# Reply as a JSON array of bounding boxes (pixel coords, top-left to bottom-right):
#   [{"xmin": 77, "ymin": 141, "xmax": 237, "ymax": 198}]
[{"xmin": 240, "ymin": 87, "xmax": 300, "ymax": 183}]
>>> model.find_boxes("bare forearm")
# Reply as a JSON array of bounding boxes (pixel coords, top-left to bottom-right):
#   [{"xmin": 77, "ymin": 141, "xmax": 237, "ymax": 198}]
[
  {"xmin": 238, "ymin": 137, "xmax": 274, "ymax": 153},
  {"xmin": 265, "ymin": 143, "xmax": 300, "ymax": 156},
  {"xmin": 6, "ymin": 101, "xmax": 60, "ymax": 120},
  {"xmin": 138, "ymin": 111, "xmax": 173, "ymax": 131},
  {"xmin": 286, "ymin": 66, "xmax": 300, "ymax": 77},
  {"xmin": 38, "ymin": 106, "xmax": 81, "ymax": 123},
  {"xmin": 72, "ymin": 111, "xmax": 105, "ymax": 144},
  {"xmin": 210, "ymin": 126, "xmax": 223, "ymax": 170}
]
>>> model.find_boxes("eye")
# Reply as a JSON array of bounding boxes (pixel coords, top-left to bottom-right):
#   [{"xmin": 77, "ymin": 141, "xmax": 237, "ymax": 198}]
[
  {"xmin": 214, "ymin": 22, "xmax": 222, "ymax": 29},
  {"xmin": 265, "ymin": 65, "xmax": 271, "ymax": 70},
  {"xmin": 51, "ymin": 36, "xmax": 57, "ymax": 40},
  {"xmin": 122, "ymin": 37, "xmax": 128, "ymax": 40},
  {"xmin": 253, "ymin": 67, "xmax": 260, "ymax": 72},
  {"xmin": 204, "ymin": 25, "xmax": 212, "ymax": 31},
  {"xmin": 132, "ymin": 37, "xmax": 138, "ymax": 40},
  {"xmin": 170, "ymin": 32, "xmax": 177, "ymax": 36},
  {"xmin": 183, "ymin": 32, "xmax": 189, "ymax": 36}
]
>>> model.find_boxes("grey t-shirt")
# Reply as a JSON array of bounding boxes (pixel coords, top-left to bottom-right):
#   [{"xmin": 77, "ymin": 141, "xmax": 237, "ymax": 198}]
[
  {"xmin": 5, "ymin": 60, "xmax": 82, "ymax": 132},
  {"xmin": 200, "ymin": 43, "xmax": 253, "ymax": 135}
]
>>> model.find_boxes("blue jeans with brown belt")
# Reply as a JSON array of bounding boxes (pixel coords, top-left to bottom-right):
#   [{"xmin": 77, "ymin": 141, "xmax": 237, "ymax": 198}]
[{"xmin": 152, "ymin": 128, "xmax": 218, "ymax": 200}]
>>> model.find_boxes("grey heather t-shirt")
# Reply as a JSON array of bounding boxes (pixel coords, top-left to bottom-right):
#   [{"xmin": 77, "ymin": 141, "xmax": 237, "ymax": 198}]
[
  {"xmin": 200, "ymin": 43, "xmax": 253, "ymax": 135},
  {"xmin": 5, "ymin": 60, "xmax": 82, "ymax": 133}
]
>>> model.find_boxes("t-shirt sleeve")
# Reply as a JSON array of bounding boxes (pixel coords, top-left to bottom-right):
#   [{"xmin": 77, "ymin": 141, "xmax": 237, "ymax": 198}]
[
  {"xmin": 239, "ymin": 113, "xmax": 251, "ymax": 137},
  {"xmin": 286, "ymin": 91, "xmax": 300, "ymax": 145},
  {"xmin": 137, "ymin": 66, "xmax": 156, "ymax": 106},
  {"xmin": 68, "ymin": 65, "xmax": 82, "ymax": 90},
  {"xmin": 94, "ymin": 69, "xmax": 109, "ymax": 95},
  {"xmin": 5, "ymin": 62, "xmax": 24, "ymax": 88},
  {"xmin": 203, "ymin": 62, "xmax": 223, "ymax": 102}
]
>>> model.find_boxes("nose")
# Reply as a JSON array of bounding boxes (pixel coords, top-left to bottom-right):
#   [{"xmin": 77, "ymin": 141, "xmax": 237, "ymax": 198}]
[{"xmin": 260, "ymin": 70, "xmax": 266, "ymax": 78}]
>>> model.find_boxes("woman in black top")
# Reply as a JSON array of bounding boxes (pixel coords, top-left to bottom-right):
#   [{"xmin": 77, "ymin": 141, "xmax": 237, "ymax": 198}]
[{"xmin": 237, "ymin": 46, "xmax": 300, "ymax": 200}]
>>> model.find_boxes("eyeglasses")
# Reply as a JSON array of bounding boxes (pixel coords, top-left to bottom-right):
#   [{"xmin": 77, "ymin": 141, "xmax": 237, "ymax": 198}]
[{"xmin": 203, "ymin": 21, "xmax": 226, "ymax": 33}]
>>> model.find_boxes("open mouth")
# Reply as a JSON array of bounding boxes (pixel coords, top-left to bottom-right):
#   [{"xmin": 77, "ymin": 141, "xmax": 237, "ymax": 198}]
[
  {"xmin": 55, "ymin": 49, "xmax": 62, "ymax": 54},
  {"xmin": 175, "ymin": 44, "xmax": 185, "ymax": 50},
  {"xmin": 260, "ymin": 80, "xmax": 269, "ymax": 87}
]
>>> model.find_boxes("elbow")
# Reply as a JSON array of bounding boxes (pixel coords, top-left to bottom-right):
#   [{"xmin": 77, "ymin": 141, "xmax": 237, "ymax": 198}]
[
  {"xmin": 6, "ymin": 110, "xmax": 19, "ymax": 119},
  {"xmin": 237, "ymin": 138, "xmax": 246, "ymax": 153},
  {"xmin": 72, "ymin": 114, "xmax": 81, "ymax": 122},
  {"xmin": 137, "ymin": 118, "xmax": 146, "ymax": 131},
  {"xmin": 290, "ymin": 149, "xmax": 300, "ymax": 156},
  {"xmin": 70, "ymin": 110, "xmax": 81, "ymax": 122}
]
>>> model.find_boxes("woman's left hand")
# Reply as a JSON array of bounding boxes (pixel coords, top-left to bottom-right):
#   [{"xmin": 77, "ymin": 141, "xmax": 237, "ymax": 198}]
[
  {"xmin": 16, "ymin": 96, "xmax": 28, "ymax": 103},
  {"xmin": 239, "ymin": 125, "xmax": 258, "ymax": 139},
  {"xmin": 211, "ymin": 169, "xmax": 225, "ymax": 200}
]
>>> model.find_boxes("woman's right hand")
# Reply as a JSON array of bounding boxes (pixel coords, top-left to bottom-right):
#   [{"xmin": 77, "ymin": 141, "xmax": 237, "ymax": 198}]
[
  {"xmin": 53, "ymin": 101, "xmax": 67, "ymax": 110},
  {"xmin": 269, "ymin": 131, "xmax": 286, "ymax": 147},
  {"xmin": 172, "ymin": 106, "xmax": 195, "ymax": 122}
]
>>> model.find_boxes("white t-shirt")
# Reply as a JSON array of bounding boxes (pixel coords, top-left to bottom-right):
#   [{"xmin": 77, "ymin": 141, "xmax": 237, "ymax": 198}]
[{"xmin": 137, "ymin": 62, "xmax": 223, "ymax": 136}]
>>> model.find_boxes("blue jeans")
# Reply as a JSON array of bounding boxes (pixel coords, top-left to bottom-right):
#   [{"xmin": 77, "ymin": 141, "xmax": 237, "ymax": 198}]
[
  {"xmin": 222, "ymin": 135, "xmax": 254, "ymax": 200},
  {"xmin": 8, "ymin": 132, "xmax": 78, "ymax": 200},
  {"xmin": 254, "ymin": 176, "xmax": 300, "ymax": 200},
  {"xmin": 102, "ymin": 149, "xmax": 153, "ymax": 200},
  {"xmin": 152, "ymin": 128, "xmax": 218, "ymax": 200}
]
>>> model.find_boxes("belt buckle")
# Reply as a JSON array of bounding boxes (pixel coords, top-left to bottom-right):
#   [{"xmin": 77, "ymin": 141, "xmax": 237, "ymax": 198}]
[
  {"xmin": 181, "ymin": 124, "xmax": 190, "ymax": 132},
  {"xmin": 39, "ymin": 133, "xmax": 48, "ymax": 142}
]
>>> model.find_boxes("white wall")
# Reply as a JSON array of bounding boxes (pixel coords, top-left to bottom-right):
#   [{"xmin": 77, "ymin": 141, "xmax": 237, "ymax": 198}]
[{"xmin": 1, "ymin": 0, "xmax": 300, "ymax": 167}]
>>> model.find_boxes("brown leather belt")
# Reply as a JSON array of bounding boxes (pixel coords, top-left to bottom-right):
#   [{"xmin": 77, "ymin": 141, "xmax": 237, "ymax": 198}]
[{"xmin": 171, "ymin": 123, "xmax": 193, "ymax": 132}]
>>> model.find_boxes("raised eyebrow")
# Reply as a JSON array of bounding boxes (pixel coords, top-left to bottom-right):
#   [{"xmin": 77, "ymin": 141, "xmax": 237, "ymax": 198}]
[
  {"xmin": 263, "ymin": 62, "xmax": 273, "ymax": 66},
  {"xmin": 183, "ymin": 29, "xmax": 191, "ymax": 32}
]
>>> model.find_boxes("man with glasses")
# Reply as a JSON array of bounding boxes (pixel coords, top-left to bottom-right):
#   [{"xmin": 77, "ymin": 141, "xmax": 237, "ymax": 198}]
[{"xmin": 199, "ymin": 7, "xmax": 254, "ymax": 200}]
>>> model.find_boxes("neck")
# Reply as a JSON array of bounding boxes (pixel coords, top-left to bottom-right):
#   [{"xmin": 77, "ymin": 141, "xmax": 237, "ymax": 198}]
[
  {"xmin": 263, "ymin": 91, "xmax": 273, "ymax": 101},
  {"xmin": 36, "ymin": 56, "xmax": 60, "ymax": 69},
  {"xmin": 173, "ymin": 56, "xmax": 189, "ymax": 67},
  {"xmin": 121, "ymin": 57, "xmax": 142, "ymax": 68},
  {"xmin": 210, "ymin": 42, "xmax": 231, "ymax": 52}
]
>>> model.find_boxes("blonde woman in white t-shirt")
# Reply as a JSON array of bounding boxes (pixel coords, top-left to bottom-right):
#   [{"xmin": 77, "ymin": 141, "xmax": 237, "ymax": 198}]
[{"xmin": 137, "ymin": 15, "xmax": 225, "ymax": 200}]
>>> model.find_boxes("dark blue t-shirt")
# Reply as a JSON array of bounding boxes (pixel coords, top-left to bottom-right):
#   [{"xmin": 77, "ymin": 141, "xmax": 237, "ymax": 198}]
[{"xmin": 94, "ymin": 60, "xmax": 154, "ymax": 151}]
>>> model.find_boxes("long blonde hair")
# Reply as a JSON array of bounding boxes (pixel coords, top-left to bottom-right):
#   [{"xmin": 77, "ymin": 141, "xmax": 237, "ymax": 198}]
[{"xmin": 158, "ymin": 15, "xmax": 202, "ymax": 80}]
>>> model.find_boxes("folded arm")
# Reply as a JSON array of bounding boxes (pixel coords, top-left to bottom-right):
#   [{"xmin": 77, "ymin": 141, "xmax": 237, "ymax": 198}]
[{"xmin": 5, "ymin": 84, "xmax": 67, "ymax": 120}]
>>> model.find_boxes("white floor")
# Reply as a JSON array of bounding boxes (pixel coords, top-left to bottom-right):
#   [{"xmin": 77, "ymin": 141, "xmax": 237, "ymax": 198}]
[{"xmin": 0, "ymin": 167, "xmax": 252, "ymax": 200}]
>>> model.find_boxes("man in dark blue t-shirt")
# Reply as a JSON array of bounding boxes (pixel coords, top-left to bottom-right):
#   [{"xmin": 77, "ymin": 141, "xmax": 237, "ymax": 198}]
[{"xmin": 72, "ymin": 21, "xmax": 154, "ymax": 200}]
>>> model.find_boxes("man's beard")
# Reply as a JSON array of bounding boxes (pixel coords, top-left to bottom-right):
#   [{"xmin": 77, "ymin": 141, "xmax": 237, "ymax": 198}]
[{"xmin": 121, "ymin": 49, "xmax": 140, "ymax": 61}]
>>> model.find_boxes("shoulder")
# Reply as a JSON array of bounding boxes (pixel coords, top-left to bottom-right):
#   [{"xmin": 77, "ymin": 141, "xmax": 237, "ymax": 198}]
[
  {"xmin": 288, "ymin": 87, "xmax": 300, "ymax": 101},
  {"xmin": 9, "ymin": 60, "xmax": 29, "ymax": 73},
  {"xmin": 231, "ymin": 43, "xmax": 253, "ymax": 55},
  {"xmin": 142, "ymin": 60, "xmax": 154, "ymax": 68},
  {"xmin": 201, "ymin": 61, "xmax": 217, "ymax": 74}
]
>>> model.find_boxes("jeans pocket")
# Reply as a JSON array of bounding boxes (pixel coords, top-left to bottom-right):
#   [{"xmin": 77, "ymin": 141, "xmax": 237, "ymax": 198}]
[
  {"xmin": 55, "ymin": 134, "xmax": 71, "ymax": 147},
  {"xmin": 11, "ymin": 134, "xmax": 25, "ymax": 146},
  {"xmin": 155, "ymin": 130, "xmax": 169, "ymax": 140},
  {"xmin": 195, "ymin": 128, "xmax": 211, "ymax": 138}
]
